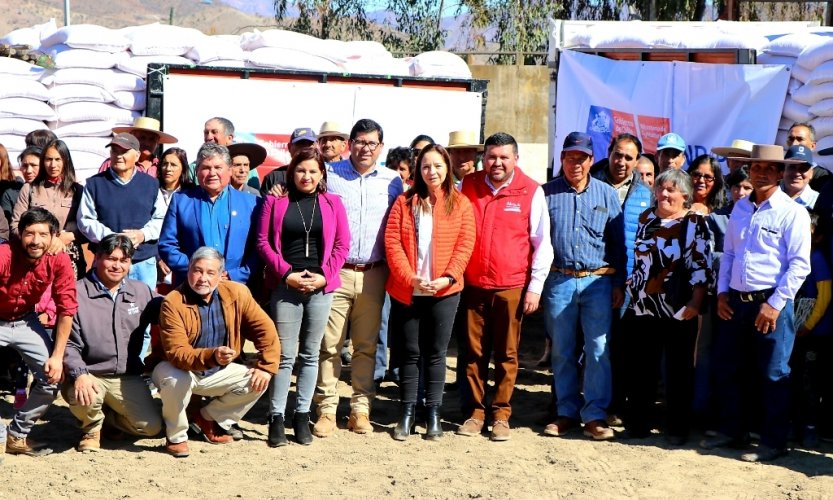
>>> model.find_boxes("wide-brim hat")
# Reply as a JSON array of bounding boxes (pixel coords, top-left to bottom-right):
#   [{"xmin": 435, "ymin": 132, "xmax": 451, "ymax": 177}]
[
  {"xmin": 228, "ymin": 143, "xmax": 268, "ymax": 168},
  {"xmin": 446, "ymin": 130, "xmax": 483, "ymax": 150},
  {"xmin": 818, "ymin": 146, "xmax": 833, "ymax": 156},
  {"xmin": 112, "ymin": 116, "xmax": 178, "ymax": 144},
  {"xmin": 711, "ymin": 139, "xmax": 754, "ymax": 158},
  {"xmin": 728, "ymin": 144, "xmax": 804, "ymax": 165},
  {"xmin": 318, "ymin": 121, "xmax": 349, "ymax": 140}
]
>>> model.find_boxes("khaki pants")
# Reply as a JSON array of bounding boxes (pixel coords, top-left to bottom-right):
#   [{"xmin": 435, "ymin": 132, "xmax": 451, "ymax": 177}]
[
  {"xmin": 314, "ymin": 266, "xmax": 387, "ymax": 416},
  {"xmin": 152, "ymin": 361, "xmax": 265, "ymax": 443},
  {"xmin": 61, "ymin": 374, "xmax": 162, "ymax": 437}
]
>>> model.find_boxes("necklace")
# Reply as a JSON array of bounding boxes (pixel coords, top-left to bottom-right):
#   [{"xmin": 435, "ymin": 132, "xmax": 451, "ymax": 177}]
[{"xmin": 295, "ymin": 196, "xmax": 317, "ymax": 258}]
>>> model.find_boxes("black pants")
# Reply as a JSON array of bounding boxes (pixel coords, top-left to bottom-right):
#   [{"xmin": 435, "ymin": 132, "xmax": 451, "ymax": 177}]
[
  {"xmin": 391, "ymin": 294, "xmax": 460, "ymax": 406},
  {"xmin": 624, "ymin": 312, "xmax": 698, "ymax": 437},
  {"xmin": 790, "ymin": 335, "xmax": 833, "ymax": 430}
]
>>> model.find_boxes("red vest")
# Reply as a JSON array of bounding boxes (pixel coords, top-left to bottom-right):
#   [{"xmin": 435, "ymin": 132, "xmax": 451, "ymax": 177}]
[{"xmin": 462, "ymin": 168, "xmax": 538, "ymax": 290}]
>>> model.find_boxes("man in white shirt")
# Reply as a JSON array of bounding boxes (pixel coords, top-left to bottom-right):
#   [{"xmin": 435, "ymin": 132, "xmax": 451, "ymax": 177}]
[{"xmin": 702, "ymin": 144, "xmax": 811, "ymax": 462}]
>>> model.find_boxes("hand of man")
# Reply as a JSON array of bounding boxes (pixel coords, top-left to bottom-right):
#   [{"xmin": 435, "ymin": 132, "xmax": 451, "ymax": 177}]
[
  {"xmin": 268, "ymin": 184, "xmax": 287, "ymax": 198},
  {"xmin": 716, "ymin": 293, "xmax": 734, "ymax": 321},
  {"xmin": 523, "ymin": 291, "xmax": 541, "ymax": 315},
  {"xmin": 754, "ymin": 302, "xmax": 780, "ymax": 335},
  {"xmin": 214, "ymin": 346, "xmax": 236, "ymax": 366},
  {"xmin": 158, "ymin": 259, "xmax": 172, "ymax": 277},
  {"xmin": 44, "ymin": 355, "xmax": 63, "ymax": 384},
  {"xmin": 122, "ymin": 229, "xmax": 145, "ymax": 248},
  {"xmin": 612, "ymin": 288, "xmax": 624, "ymax": 309},
  {"xmin": 74, "ymin": 374, "xmax": 100, "ymax": 407},
  {"xmin": 248, "ymin": 368, "xmax": 271, "ymax": 392}
]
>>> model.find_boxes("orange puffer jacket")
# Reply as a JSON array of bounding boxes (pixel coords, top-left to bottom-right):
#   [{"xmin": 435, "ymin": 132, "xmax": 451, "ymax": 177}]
[{"xmin": 384, "ymin": 191, "xmax": 476, "ymax": 305}]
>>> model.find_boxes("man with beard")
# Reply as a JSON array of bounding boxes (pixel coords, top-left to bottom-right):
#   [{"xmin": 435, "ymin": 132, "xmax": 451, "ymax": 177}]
[{"xmin": 0, "ymin": 207, "xmax": 78, "ymax": 457}]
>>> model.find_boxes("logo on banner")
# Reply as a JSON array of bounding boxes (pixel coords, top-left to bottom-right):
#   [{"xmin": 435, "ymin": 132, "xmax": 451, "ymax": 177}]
[{"xmin": 585, "ymin": 105, "xmax": 670, "ymax": 158}]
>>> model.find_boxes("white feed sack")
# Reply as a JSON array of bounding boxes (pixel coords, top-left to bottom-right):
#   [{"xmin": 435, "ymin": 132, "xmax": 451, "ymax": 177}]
[
  {"xmin": 117, "ymin": 55, "xmax": 193, "ymax": 77},
  {"xmin": 52, "ymin": 120, "xmax": 126, "ymax": 137},
  {"xmin": 0, "ymin": 118, "xmax": 46, "ymax": 135},
  {"xmin": 810, "ymin": 97, "xmax": 833, "ymax": 117},
  {"xmin": 240, "ymin": 29, "xmax": 326, "ymax": 52},
  {"xmin": 186, "ymin": 35, "xmax": 246, "ymax": 64},
  {"xmin": 112, "ymin": 91, "xmax": 146, "ymax": 111},
  {"xmin": 121, "ymin": 23, "xmax": 206, "ymax": 57},
  {"xmin": 782, "ymin": 97, "xmax": 813, "ymax": 123},
  {"xmin": 811, "ymin": 116, "xmax": 833, "ymax": 138},
  {"xmin": 0, "ymin": 78, "xmax": 49, "ymax": 101},
  {"xmin": 0, "ymin": 19, "xmax": 57, "ymax": 49},
  {"xmin": 47, "ymin": 44, "xmax": 126, "ymax": 69},
  {"xmin": 54, "ymin": 102, "xmax": 139, "ymax": 124},
  {"xmin": 807, "ymin": 59, "xmax": 833, "ymax": 86},
  {"xmin": 0, "ymin": 97, "xmax": 57, "ymax": 121},
  {"xmin": 0, "ymin": 58, "xmax": 47, "ymax": 80},
  {"xmin": 47, "ymin": 68, "xmax": 146, "ymax": 93},
  {"xmin": 61, "ymin": 136, "xmax": 111, "ymax": 155},
  {"xmin": 72, "ymin": 151, "xmax": 109, "ymax": 183},
  {"xmin": 792, "ymin": 63, "xmax": 811, "ymax": 84},
  {"xmin": 41, "ymin": 24, "xmax": 131, "ymax": 53},
  {"xmin": 756, "ymin": 53, "xmax": 797, "ymax": 66},
  {"xmin": 48, "ymin": 84, "xmax": 116, "ymax": 106},
  {"xmin": 247, "ymin": 47, "xmax": 344, "ymax": 72},
  {"xmin": 796, "ymin": 34, "xmax": 833, "ymax": 70},
  {"xmin": 411, "ymin": 51, "xmax": 472, "ymax": 79},
  {"xmin": 763, "ymin": 32, "xmax": 824, "ymax": 58}
]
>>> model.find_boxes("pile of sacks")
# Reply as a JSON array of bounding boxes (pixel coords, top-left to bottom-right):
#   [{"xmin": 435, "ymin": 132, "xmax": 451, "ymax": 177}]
[
  {"xmin": 0, "ymin": 22, "xmax": 472, "ymax": 181},
  {"xmin": 758, "ymin": 31, "xmax": 833, "ymax": 171}
]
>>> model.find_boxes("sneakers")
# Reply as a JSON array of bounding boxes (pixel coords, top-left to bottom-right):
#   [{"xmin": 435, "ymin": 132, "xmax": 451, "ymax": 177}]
[
  {"xmin": 77, "ymin": 432, "xmax": 101, "ymax": 453},
  {"xmin": 490, "ymin": 420, "xmax": 511, "ymax": 441},
  {"xmin": 741, "ymin": 445, "xmax": 787, "ymax": 463},
  {"xmin": 165, "ymin": 439, "xmax": 190, "ymax": 458},
  {"xmin": 313, "ymin": 414, "xmax": 337, "ymax": 438},
  {"xmin": 456, "ymin": 418, "xmax": 485, "ymax": 437},
  {"xmin": 5, "ymin": 435, "xmax": 52, "ymax": 456},
  {"xmin": 544, "ymin": 417, "xmax": 579, "ymax": 437},
  {"xmin": 192, "ymin": 411, "xmax": 233, "ymax": 444},
  {"xmin": 583, "ymin": 420, "xmax": 615, "ymax": 440},
  {"xmin": 347, "ymin": 413, "xmax": 373, "ymax": 434}
]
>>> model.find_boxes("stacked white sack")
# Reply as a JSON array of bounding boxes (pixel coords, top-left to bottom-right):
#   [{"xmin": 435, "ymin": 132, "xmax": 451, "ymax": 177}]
[{"xmin": 0, "ymin": 57, "xmax": 54, "ymax": 162}]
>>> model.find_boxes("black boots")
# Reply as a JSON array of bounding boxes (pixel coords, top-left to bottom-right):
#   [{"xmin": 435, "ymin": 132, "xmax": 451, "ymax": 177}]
[
  {"xmin": 393, "ymin": 403, "xmax": 416, "ymax": 441},
  {"xmin": 425, "ymin": 406, "xmax": 443, "ymax": 440},
  {"xmin": 268, "ymin": 414, "xmax": 288, "ymax": 447},
  {"xmin": 293, "ymin": 412, "xmax": 313, "ymax": 445}
]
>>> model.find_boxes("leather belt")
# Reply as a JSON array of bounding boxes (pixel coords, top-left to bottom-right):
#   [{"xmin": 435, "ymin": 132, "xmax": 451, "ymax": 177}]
[
  {"xmin": 343, "ymin": 261, "xmax": 382, "ymax": 272},
  {"xmin": 551, "ymin": 266, "xmax": 615, "ymax": 278},
  {"xmin": 730, "ymin": 288, "xmax": 775, "ymax": 303}
]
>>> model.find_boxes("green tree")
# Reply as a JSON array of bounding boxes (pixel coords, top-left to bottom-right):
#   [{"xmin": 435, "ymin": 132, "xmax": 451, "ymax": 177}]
[
  {"xmin": 273, "ymin": 0, "xmax": 376, "ymax": 41},
  {"xmin": 384, "ymin": 0, "xmax": 446, "ymax": 53}
]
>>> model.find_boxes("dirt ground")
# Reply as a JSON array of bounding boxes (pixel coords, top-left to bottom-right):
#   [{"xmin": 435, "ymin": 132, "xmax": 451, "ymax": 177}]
[{"xmin": 2, "ymin": 313, "xmax": 832, "ymax": 499}]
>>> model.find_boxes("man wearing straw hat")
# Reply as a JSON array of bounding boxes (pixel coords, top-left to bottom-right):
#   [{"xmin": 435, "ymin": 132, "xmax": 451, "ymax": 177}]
[
  {"xmin": 711, "ymin": 139, "xmax": 754, "ymax": 175},
  {"xmin": 446, "ymin": 130, "xmax": 483, "ymax": 184},
  {"xmin": 701, "ymin": 144, "xmax": 811, "ymax": 462},
  {"xmin": 98, "ymin": 117, "xmax": 178, "ymax": 178},
  {"xmin": 317, "ymin": 121, "xmax": 349, "ymax": 164}
]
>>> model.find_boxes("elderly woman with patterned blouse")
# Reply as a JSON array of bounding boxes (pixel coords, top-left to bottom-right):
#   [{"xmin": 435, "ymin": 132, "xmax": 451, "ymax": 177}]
[{"xmin": 622, "ymin": 168, "xmax": 713, "ymax": 445}]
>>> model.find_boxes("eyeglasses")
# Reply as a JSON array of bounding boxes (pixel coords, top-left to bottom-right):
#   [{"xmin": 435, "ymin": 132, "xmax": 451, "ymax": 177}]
[
  {"xmin": 353, "ymin": 140, "xmax": 380, "ymax": 151},
  {"xmin": 690, "ymin": 172, "xmax": 715, "ymax": 182}
]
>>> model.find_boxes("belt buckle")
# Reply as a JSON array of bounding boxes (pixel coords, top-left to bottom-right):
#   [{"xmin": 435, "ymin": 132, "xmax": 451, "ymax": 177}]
[
  {"xmin": 739, "ymin": 292, "xmax": 753, "ymax": 303},
  {"xmin": 354, "ymin": 263, "xmax": 368, "ymax": 271},
  {"xmin": 575, "ymin": 269, "xmax": 591, "ymax": 278}
]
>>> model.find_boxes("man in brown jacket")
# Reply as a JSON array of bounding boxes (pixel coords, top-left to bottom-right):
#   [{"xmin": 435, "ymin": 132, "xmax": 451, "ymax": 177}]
[{"xmin": 152, "ymin": 246, "xmax": 279, "ymax": 458}]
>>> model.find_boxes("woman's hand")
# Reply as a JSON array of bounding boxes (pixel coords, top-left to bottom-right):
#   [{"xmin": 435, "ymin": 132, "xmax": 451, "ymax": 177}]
[
  {"xmin": 46, "ymin": 234, "xmax": 66, "ymax": 255},
  {"xmin": 286, "ymin": 272, "xmax": 306, "ymax": 290}
]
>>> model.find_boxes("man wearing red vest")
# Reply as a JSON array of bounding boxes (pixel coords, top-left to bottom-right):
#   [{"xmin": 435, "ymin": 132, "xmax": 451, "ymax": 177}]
[{"xmin": 456, "ymin": 132, "xmax": 553, "ymax": 441}]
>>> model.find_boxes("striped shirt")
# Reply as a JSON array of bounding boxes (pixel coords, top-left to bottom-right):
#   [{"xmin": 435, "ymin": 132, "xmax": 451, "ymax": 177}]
[
  {"xmin": 543, "ymin": 176, "xmax": 626, "ymax": 286},
  {"xmin": 327, "ymin": 159, "xmax": 403, "ymax": 264}
]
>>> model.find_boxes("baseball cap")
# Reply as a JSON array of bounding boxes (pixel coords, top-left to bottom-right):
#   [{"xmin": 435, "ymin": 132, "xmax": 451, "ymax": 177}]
[
  {"xmin": 290, "ymin": 127, "xmax": 316, "ymax": 144},
  {"xmin": 107, "ymin": 132, "xmax": 140, "ymax": 151},
  {"xmin": 784, "ymin": 144, "xmax": 814, "ymax": 166},
  {"xmin": 562, "ymin": 132, "xmax": 593, "ymax": 155},
  {"xmin": 657, "ymin": 133, "xmax": 686, "ymax": 152}
]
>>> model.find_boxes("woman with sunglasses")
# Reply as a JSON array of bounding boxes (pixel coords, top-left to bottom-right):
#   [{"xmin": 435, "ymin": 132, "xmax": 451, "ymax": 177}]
[{"xmin": 687, "ymin": 155, "xmax": 726, "ymax": 215}]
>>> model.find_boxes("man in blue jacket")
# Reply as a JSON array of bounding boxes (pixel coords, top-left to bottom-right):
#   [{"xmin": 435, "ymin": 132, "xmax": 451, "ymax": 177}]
[
  {"xmin": 159, "ymin": 143, "xmax": 259, "ymax": 286},
  {"xmin": 592, "ymin": 133, "xmax": 652, "ymax": 425}
]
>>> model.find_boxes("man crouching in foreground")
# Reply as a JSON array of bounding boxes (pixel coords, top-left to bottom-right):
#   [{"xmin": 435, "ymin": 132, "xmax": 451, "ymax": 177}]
[{"xmin": 152, "ymin": 247, "xmax": 279, "ymax": 457}]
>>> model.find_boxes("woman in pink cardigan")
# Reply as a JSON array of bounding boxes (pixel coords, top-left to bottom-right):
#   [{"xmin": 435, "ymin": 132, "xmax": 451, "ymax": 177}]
[{"xmin": 256, "ymin": 147, "xmax": 350, "ymax": 447}]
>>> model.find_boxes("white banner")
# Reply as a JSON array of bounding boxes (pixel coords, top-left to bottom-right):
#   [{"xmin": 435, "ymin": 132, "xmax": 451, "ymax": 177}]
[{"xmin": 553, "ymin": 50, "xmax": 790, "ymax": 174}]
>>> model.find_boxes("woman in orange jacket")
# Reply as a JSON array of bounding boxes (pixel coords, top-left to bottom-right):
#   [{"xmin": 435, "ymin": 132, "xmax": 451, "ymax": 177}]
[{"xmin": 384, "ymin": 143, "xmax": 476, "ymax": 441}]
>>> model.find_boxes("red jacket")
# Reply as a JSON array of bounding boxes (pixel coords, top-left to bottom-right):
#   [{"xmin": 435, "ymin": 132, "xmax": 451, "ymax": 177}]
[
  {"xmin": 385, "ymin": 191, "xmax": 476, "ymax": 305},
  {"xmin": 0, "ymin": 242, "xmax": 78, "ymax": 320},
  {"xmin": 461, "ymin": 168, "xmax": 539, "ymax": 290}
]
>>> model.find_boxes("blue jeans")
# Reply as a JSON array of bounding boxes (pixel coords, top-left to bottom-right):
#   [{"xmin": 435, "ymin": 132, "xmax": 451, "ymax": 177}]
[
  {"xmin": 129, "ymin": 257, "xmax": 157, "ymax": 357},
  {"xmin": 0, "ymin": 314, "xmax": 59, "ymax": 440},
  {"xmin": 543, "ymin": 272, "xmax": 613, "ymax": 423},
  {"xmin": 268, "ymin": 285, "xmax": 333, "ymax": 416},
  {"xmin": 374, "ymin": 294, "xmax": 391, "ymax": 381},
  {"xmin": 714, "ymin": 294, "xmax": 795, "ymax": 450}
]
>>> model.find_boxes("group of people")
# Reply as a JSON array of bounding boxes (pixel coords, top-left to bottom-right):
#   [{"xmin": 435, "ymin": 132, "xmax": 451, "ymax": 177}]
[{"xmin": 0, "ymin": 114, "xmax": 827, "ymax": 465}]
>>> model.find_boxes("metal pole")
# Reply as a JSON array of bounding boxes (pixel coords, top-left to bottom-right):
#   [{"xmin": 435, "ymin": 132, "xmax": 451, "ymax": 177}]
[{"xmin": 64, "ymin": 0, "xmax": 70, "ymax": 26}]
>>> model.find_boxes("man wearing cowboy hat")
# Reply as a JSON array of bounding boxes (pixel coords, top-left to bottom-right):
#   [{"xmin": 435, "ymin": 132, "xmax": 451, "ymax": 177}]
[
  {"xmin": 702, "ymin": 144, "xmax": 811, "ymax": 462},
  {"xmin": 98, "ymin": 117, "xmax": 178, "ymax": 178},
  {"xmin": 711, "ymin": 139, "xmax": 754, "ymax": 174},
  {"xmin": 317, "ymin": 121, "xmax": 349, "ymax": 163},
  {"xmin": 228, "ymin": 143, "xmax": 267, "ymax": 198},
  {"xmin": 446, "ymin": 130, "xmax": 483, "ymax": 184}
]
